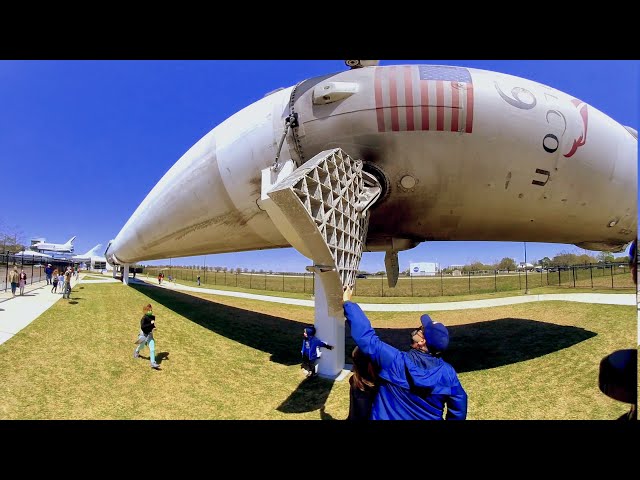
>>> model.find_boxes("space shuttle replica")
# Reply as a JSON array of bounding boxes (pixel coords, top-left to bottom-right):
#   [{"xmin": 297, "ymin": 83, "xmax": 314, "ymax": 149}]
[{"xmin": 106, "ymin": 60, "xmax": 637, "ymax": 377}]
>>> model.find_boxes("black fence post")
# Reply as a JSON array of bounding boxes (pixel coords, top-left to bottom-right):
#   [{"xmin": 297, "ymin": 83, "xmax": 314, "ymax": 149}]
[
  {"xmin": 573, "ymin": 267, "xmax": 576, "ymax": 288},
  {"xmin": 518, "ymin": 271, "xmax": 521, "ymax": 290},
  {"xmin": 440, "ymin": 270, "xmax": 443, "ymax": 296},
  {"xmin": 4, "ymin": 254, "xmax": 8, "ymax": 291},
  {"xmin": 610, "ymin": 265, "xmax": 614, "ymax": 288},
  {"xmin": 235, "ymin": 272, "xmax": 238, "ymax": 287},
  {"xmin": 249, "ymin": 272, "xmax": 252, "ymax": 289},
  {"xmin": 382, "ymin": 275, "xmax": 384, "ymax": 297},
  {"xmin": 304, "ymin": 273, "xmax": 306, "ymax": 293},
  {"xmin": 264, "ymin": 273, "xmax": 266, "ymax": 290},
  {"xmin": 410, "ymin": 274, "xmax": 413, "ymax": 297},
  {"xmin": 590, "ymin": 266, "xmax": 593, "ymax": 288},
  {"xmin": 558, "ymin": 269, "xmax": 561, "ymax": 285},
  {"xmin": 468, "ymin": 271, "xmax": 471, "ymax": 292},
  {"xmin": 494, "ymin": 270, "xmax": 497, "ymax": 292}
]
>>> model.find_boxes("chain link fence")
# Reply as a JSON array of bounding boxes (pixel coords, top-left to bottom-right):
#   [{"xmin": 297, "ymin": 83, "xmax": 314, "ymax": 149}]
[
  {"xmin": 142, "ymin": 263, "xmax": 632, "ymax": 298},
  {"xmin": 1, "ymin": 253, "xmax": 75, "ymax": 292}
]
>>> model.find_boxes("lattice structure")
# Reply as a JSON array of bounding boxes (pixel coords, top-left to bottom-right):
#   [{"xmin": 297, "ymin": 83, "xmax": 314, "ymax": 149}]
[{"xmin": 266, "ymin": 148, "xmax": 378, "ymax": 287}]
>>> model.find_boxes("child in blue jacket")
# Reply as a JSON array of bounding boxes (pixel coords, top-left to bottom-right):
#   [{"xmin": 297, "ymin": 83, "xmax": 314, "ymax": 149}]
[{"xmin": 301, "ymin": 326, "xmax": 333, "ymax": 378}]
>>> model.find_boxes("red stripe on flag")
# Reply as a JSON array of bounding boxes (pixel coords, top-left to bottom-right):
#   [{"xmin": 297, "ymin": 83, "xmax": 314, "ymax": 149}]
[
  {"xmin": 404, "ymin": 66, "xmax": 414, "ymax": 131},
  {"xmin": 389, "ymin": 66, "xmax": 399, "ymax": 132},
  {"xmin": 420, "ymin": 78, "xmax": 429, "ymax": 131},
  {"xmin": 374, "ymin": 68, "xmax": 385, "ymax": 132},
  {"xmin": 450, "ymin": 81, "xmax": 460, "ymax": 132},
  {"xmin": 465, "ymin": 83, "xmax": 474, "ymax": 133},
  {"xmin": 436, "ymin": 80, "xmax": 444, "ymax": 131}
]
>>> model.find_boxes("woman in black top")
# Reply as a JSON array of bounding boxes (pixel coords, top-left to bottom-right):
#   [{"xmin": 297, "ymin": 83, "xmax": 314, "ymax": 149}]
[{"xmin": 133, "ymin": 304, "xmax": 160, "ymax": 369}]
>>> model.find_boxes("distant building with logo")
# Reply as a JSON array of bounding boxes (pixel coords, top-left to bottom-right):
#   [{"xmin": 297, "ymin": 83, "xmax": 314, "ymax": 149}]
[{"xmin": 409, "ymin": 262, "xmax": 439, "ymax": 276}]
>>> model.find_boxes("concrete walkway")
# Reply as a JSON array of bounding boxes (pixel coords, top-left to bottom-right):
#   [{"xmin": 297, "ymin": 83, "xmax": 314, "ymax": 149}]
[
  {"xmin": 0, "ymin": 273, "xmax": 119, "ymax": 346},
  {"xmin": 0, "ymin": 273, "xmax": 635, "ymax": 347},
  {"xmin": 132, "ymin": 276, "xmax": 636, "ymax": 311}
]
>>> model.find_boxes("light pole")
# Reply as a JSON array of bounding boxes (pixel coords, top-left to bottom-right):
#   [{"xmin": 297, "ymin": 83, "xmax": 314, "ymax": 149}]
[{"xmin": 524, "ymin": 241, "xmax": 530, "ymax": 294}]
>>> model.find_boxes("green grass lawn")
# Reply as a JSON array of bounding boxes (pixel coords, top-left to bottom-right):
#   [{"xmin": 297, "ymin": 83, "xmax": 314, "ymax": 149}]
[{"xmin": 0, "ymin": 281, "xmax": 636, "ymax": 420}]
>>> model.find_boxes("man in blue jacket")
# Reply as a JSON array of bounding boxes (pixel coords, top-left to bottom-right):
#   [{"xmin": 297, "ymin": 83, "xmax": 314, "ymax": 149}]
[{"xmin": 343, "ymin": 285, "xmax": 467, "ymax": 420}]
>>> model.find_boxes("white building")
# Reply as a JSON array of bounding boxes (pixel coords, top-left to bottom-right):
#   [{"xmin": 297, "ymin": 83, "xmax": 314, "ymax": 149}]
[
  {"xmin": 409, "ymin": 262, "xmax": 439, "ymax": 276},
  {"xmin": 516, "ymin": 262, "xmax": 535, "ymax": 271}
]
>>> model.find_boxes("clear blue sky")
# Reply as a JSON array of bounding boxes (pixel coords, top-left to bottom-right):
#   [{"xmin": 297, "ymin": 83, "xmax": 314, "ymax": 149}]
[{"xmin": 0, "ymin": 60, "xmax": 637, "ymax": 272}]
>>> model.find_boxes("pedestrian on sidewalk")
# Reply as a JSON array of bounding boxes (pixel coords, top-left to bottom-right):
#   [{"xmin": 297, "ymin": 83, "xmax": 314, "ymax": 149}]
[
  {"xmin": 51, "ymin": 269, "xmax": 59, "ymax": 293},
  {"xmin": 134, "ymin": 304, "xmax": 161, "ymax": 369},
  {"xmin": 18, "ymin": 268, "xmax": 27, "ymax": 295},
  {"xmin": 62, "ymin": 267, "xmax": 73, "ymax": 299},
  {"xmin": 45, "ymin": 264, "xmax": 53, "ymax": 285},
  {"xmin": 197, "ymin": 275, "xmax": 201, "ymax": 286},
  {"xmin": 57, "ymin": 271, "xmax": 65, "ymax": 294},
  {"xmin": 8, "ymin": 266, "xmax": 19, "ymax": 296}
]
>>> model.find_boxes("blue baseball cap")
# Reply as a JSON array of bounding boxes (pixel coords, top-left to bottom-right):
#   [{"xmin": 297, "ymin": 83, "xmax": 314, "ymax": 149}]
[{"xmin": 420, "ymin": 314, "xmax": 449, "ymax": 354}]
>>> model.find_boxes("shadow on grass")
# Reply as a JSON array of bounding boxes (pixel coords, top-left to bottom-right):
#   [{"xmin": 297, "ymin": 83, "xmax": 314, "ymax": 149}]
[
  {"xmin": 277, "ymin": 375, "xmax": 337, "ymax": 414},
  {"xmin": 130, "ymin": 282, "xmax": 597, "ymax": 412},
  {"xmin": 137, "ymin": 352, "xmax": 169, "ymax": 364},
  {"xmin": 347, "ymin": 319, "xmax": 597, "ymax": 374},
  {"xmin": 156, "ymin": 351, "xmax": 169, "ymax": 364}
]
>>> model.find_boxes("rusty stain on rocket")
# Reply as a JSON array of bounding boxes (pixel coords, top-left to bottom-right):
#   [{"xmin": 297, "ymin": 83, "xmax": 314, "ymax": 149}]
[
  {"xmin": 504, "ymin": 172, "xmax": 512, "ymax": 190},
  {"xmin": 248, "ymin": 174, "xmax": 262, "ymax": 196}
]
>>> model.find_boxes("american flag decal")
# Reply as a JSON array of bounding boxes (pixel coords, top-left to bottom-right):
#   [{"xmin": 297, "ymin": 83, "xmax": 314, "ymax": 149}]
[{"xmin": 374, "ymin": 65, "xmax": 474, "ymax": 134}]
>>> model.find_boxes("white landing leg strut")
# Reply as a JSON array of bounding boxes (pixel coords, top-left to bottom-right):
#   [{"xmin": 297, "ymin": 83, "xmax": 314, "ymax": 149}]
[{"xmin": 261, "ymin": 148, "xmax": 381, "ymax": 379}]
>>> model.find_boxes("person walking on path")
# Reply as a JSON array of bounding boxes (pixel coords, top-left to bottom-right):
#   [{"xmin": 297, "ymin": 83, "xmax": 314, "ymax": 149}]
[
  {"xmin": 45, "ymin": 264, "xmax": 53, "ymax": 285},
  {"xmin": 18, "ymin": 268, "xmax": 27, "ymax": 295},
  {"xmin": 8, "ymin": 266, "xmax": 19, "ymax": 296},
  {"xmin": 57, "ymin": 271, "xmax": 65, "ymax": 294},
  {"xmin": 134, "ymin": 304, "xmax": 161, "ymax": 369},
  {"xmin": 51, "ymin": 269, "xmax": 59, "ymax": 293},
  {"xmin": 62, "ymin": 267, "xmax": 73, "ymax": 299}
]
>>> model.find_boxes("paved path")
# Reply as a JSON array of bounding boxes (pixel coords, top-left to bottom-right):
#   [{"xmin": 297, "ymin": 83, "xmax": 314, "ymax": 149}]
[
  {"xmin": 0, "ymin": 274, "xmax": 119, "ymax": 346},
  {"xmin": 0, "ymin": 273, "xmax": 635, "ymax": 347},
  {"xmin": 132, "ymin": 276, "xmax": 636, "ymax": 311}
]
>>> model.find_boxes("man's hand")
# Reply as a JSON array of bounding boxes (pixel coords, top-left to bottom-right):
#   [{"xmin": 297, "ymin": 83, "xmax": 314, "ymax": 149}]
[
  {"xmin": 342, "ymin": 285, "xmax": 353, "ymax": 303},
  {"xmin": 326, "ymin": 345, "xmax": 334, "ymax": 350}
]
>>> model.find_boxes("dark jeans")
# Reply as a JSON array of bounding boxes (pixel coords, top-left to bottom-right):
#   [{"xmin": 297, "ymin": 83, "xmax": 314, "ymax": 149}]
[
  {"xmin": 11, "ymin": 282, "xmax": 18, "ymax": 294},
  {"xmin": 46, "ymin": 274, "xmax": 52, "ymax": 285},
  {"xmin": 301, "ymin": 356, "xmax": 318, "ymax": 375}
]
